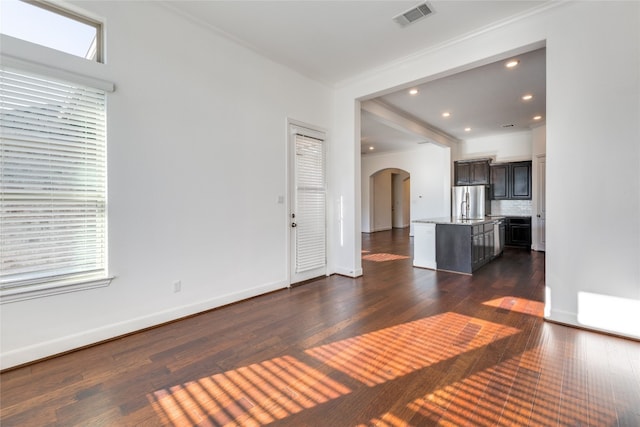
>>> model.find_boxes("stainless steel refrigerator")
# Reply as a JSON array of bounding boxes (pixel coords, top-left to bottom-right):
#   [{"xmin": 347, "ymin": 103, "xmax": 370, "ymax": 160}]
[{"xmin": 452, "ymin": 186, "xmax": 491, "ymax": 219}]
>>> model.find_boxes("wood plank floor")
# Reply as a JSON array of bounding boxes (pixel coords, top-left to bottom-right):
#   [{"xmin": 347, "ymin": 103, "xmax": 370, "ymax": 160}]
[{"xmin": 1, "ymin": 228, "xmax": 639, "ymax": 426}]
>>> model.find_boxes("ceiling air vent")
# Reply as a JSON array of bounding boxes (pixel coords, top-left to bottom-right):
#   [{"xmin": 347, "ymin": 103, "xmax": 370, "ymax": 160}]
[{"xmin": 393, "ymin": 3, "xmax": 433, "ymax": 27}]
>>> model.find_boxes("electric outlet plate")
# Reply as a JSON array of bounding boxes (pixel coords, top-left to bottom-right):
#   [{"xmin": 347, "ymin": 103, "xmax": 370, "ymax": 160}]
[{"xmin": 173, "ymin": 280, "xmax": 182, "ymax": 293}]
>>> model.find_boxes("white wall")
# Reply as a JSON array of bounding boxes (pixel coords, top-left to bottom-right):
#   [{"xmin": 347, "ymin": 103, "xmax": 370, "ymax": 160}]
[
  {"xmin": 531, "ymin": 125, "xmax": 546, "ymax": 161},
  {"xmin": 333, "ymin": 1, "xmax": 640, "ymax": 339},
  {"xmin": 361, "ymin": 145, "xmax": 451, "ymax": 235},
  {"xmin": 544, "ymin": 3, "xmax": 639, "ymax": 338},
  {"xmin": 0, "ymin": 1, "xmax": 332, "ymax": 369},
  {"xmin": 458, "ymin": 130, "xmax": 532, "ymax": 162}
]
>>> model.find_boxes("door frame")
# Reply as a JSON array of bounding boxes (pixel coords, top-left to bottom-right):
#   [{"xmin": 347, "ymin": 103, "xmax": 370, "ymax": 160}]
[
  {"xmin": 286, "ymin": 118, "xmax": 328, "ymax": 286},
  {"xmin": 533, "ymin": 154, "xmax": 546, "ymax": 251},
  {"xmin": 367, "ymin": 168, "xmax": 410, "ymax": 233}
]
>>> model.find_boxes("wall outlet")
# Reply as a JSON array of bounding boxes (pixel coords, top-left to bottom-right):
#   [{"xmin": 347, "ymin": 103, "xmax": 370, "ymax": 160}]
[{"xmin": 173, "ymin": 280, "xmax": 182, "ymax": 293}]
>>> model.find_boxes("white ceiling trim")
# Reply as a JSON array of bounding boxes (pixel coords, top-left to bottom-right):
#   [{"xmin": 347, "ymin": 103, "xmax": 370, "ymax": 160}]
[
  {"xmin": 157, "ymin": 2, "xmax": 246, "ymax": 48},
  {"xmin": 155, "ymin": 1, "xmax": 332, "ymax": 87}
]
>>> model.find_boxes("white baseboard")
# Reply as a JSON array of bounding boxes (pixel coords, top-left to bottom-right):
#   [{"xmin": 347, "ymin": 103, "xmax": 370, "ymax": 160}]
[
  {"xmin": 334, "ymin": 266, "xmax": 363, "ymax": 278},
  {"xmin": 0, "ymin": 280, "xmax": 288, "ymax": 370},
  {"xmin": 546, "ymin": 308, "xmax": 576, "ymax": 326},
  {"xmin": 546, "ymin": 309, "xmax": 640, "ymax": 340}
]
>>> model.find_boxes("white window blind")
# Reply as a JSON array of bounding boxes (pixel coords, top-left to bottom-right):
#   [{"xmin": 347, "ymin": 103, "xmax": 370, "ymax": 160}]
[
  {"xmin": 0, "ymin": 67, "xmax": 108, "ymax": 295},
  {"xmin": 294, "ymin": 133, "xmax": 326, "ymax": 273}
]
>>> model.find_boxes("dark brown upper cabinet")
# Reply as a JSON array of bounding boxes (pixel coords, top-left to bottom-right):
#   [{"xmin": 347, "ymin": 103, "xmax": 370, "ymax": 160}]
[
  {"xmin": 490, "ymin": 161, "xmax": 532, "ymax": 200},
  {"xmin": 454, "ymin": 159, "xmax": 490, "ymax": 186},
  {"xmin": 491, "ymin": 164, "xmax": 509, "ymax": 199}
]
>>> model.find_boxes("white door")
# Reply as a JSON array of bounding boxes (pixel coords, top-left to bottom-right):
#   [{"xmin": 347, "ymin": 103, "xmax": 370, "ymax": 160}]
[
  {"xmin": 289, "ymin": 125, "xmax": 326, "ymax": 284},
  {"xmin": 536, "ymin": 155, "xmax": 546, "ymax": 251}
]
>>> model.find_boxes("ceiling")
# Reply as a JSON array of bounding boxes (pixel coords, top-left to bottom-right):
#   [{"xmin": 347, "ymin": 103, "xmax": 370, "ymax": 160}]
[
  {"xmin": 362, "ymin": 47, "xmax": 546, "ymax": 153},
  {"xmin": 163, "ymin": 1, "xmax": 549, "ymax": 154}
]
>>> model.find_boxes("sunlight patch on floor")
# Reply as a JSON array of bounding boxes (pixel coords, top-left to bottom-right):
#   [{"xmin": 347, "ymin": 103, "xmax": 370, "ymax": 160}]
[
  {"xmin": 370, "ymin": 347, "xmax": 620, "ymax": 426},
  {"xmin": 149, "ymin": 355, "xmax": 350, "ymax": 426},
  {"xmin": 482, "ymin": 296, "xmax": 544, "ymax": 317},
  {"xmin": 306, "ymin": 312, "xmax": 520, "ymax": 387},
  {"xmin": 148, "ymin": 312, "xmax": 520, "ymax": 425},
  {"xmin": 362, "ymin": 252, "xmax": 409, "ymax": 262}
]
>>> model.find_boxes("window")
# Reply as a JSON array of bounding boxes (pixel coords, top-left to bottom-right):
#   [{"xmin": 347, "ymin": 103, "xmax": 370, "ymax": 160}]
[
  {"xmin": 0, "ymin": 67, "xmax": 111, "ymax": 303},
  {"xmin": 0, "ymin": 0, "xmax": 102, "ymax": 62}
]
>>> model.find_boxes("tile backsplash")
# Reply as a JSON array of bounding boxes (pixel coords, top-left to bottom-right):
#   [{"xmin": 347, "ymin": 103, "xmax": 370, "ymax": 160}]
[{"xmin": 491, "ymin": 199, "xmax": 532, "ymax": 216}]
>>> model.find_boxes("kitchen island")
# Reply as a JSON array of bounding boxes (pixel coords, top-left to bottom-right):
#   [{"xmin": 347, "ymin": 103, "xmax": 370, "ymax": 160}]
[{"xmin": 413, "ymin": 217, "xmax": 503, "ymax": 274}]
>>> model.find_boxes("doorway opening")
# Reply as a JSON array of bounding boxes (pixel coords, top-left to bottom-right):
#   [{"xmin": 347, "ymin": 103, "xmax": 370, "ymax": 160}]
[
  {"xmin": 362, "ymin": 168, "xmax": 412, "ymax": 276},
  {"xmin": 368, "ymin": 168, "xmax": 410, "ymax": 233}
]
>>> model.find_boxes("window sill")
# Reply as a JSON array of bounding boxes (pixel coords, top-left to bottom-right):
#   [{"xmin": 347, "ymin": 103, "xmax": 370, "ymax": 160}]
[{"xmin": 0, "ymin": 276, "xmax": 115, "ymax": 304}]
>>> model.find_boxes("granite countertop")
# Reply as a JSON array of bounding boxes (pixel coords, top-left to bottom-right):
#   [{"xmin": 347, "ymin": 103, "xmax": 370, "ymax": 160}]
[{"xmin": 413, "ymin": 217, "xmax": 499, "ymax": 226}]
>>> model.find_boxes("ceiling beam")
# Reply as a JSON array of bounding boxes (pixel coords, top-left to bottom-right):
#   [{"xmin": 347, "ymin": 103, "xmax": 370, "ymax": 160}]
[{"xmin": 361, "ymin": 99, "xmax": 460, "ymax": 149}]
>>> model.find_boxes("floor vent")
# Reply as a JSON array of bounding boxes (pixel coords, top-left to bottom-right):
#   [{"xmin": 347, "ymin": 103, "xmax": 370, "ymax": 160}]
[{"xmin": 393, "ymin": 3, "xmax": 434, "ymax": 27}]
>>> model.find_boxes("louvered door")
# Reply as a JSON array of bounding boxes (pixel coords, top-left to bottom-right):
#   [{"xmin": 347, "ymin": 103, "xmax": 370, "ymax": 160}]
[{"xmin": 290, "ymin": 126, "xmax": 326, "ymax": 284}]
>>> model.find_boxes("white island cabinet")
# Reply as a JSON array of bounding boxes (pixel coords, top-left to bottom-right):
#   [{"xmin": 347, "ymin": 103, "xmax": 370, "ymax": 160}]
[{"xmin": 413, "ymin": 221, "xmax": 436, "ymax": 269}]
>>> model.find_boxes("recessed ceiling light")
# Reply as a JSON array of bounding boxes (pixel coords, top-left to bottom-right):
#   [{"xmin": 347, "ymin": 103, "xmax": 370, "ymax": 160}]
[
  {"xmin": 533, "ymin": 115, "xmax": 543, "ymax": 121},
  {"xmin": 506, "ymin": 59, "xmax": 520, "ymax": 68},
  {"xmin": 409, "ymin": 88, "xmax": 419, "ymax": 95},
  {"xmin": 442, "ymin": 112, "xmax": 451, "ymax": 118},
  {"xmin": 522, "ymin": 94, "xmax": 533, "ymax": 101},
  {"xmin": 464, "ymin": 127, "xmax": 471, "ymax": 132},
  {"xmin": 369, "ymin": 146, "xmax": 374, "ymax": 150}
]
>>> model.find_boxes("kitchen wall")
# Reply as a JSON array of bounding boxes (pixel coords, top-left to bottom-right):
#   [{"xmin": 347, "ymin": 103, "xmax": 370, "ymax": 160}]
[
  {"xmin": 332, "ymin": 1, "xmax": 639, "ymax": 339},
  {"xmin": 491, "ymin": 200, "xmax": 532, "ymax": 217},
  {"xmin": 459, "ymin": 129, "xmax": 535, "ymax": 217},
  {"xmin": 362, "ymin": 131, "xmax": 536, "ymax": 219},
  {"xmin": 457, "ymin": 130, "xmax": 532, "ymax": 162},
  {"xmin": 0, "ymin": 1, "xmax": 332, "ymax": 369}
]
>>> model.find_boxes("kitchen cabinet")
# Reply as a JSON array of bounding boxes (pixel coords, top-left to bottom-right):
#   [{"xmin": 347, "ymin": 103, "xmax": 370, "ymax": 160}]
[
  {"xmin": 511, "ymin": 162, "xmax": 532, "ymax": 199},
  {"xmin": 454, "ymin": 159, "xmax": 490, "ymax": 185},
  {"xmin": 474, "ymin": 223, "xmax": 494, "ymax": 270},
  {"xmin": 436, "ymin": 222, "xmax": 494, "ymax": 274},
  {"xmin": 505, "ymin": 217, "xmax": 531, "ymax": 248},
  {"xmin": 491, "ymin": 164, "xmax": 509, "ymax": 199},
  {"xmin": 490, "ymin": 161, "xmax": 531, "ymax": 200}
]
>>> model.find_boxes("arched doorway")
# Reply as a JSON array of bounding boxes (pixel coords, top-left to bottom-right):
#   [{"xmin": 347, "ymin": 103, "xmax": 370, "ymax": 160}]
[{"xmin": 368, "ymin": 168, "xmax": 410, "ymax": 233}]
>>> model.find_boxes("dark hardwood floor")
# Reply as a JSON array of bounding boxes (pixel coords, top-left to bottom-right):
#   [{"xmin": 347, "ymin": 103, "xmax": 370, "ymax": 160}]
[{"xmin": 2, "ymin": 228, "xmax": 639, "ymax": 426}]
